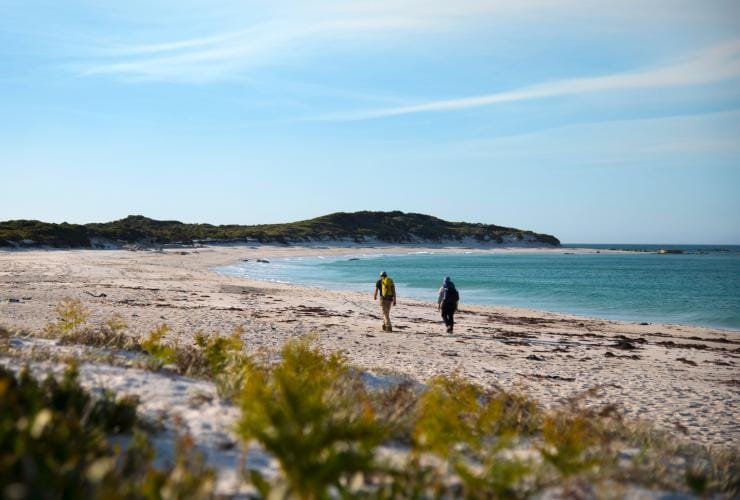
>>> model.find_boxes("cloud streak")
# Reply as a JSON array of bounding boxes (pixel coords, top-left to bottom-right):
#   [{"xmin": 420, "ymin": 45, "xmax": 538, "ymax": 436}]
[
  {"xmin": 76, "ymin": 0, "xmax": 702, "ymax": 83},
  {"xmin": 317, "ymin": 39, "xmax": 740, "ymax": 121},
  {"xmin": 79, "ymin": 16, "xmax": 434, "ymax": 83}
]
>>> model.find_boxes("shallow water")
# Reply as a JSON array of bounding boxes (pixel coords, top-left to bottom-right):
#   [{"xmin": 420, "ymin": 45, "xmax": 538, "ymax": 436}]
[{"xmin": 217, "ymin": 245, "xmax": 740, "ymax": 331}]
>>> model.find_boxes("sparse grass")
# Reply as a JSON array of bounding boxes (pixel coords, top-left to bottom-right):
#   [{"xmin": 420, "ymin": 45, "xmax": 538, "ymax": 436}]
[
  {"xmin": 136, "ymin": 324, "xmax": 250, "ymax": 399},
  {"xmin": 41, "ymin": 297, "xmax": 139, "ymax": 350},
  {"xmin": 0, "ymin": 325, "xmax": 9, "ymax": 351},
  {"xmin": 44, "ymin": 297, "xmax": 89, "ymax": 337}
]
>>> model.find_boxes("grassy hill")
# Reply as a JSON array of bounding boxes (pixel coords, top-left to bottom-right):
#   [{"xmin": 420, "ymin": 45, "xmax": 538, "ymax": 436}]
[{"xmin": 0, "ymin": 211, "xmax": 560, "ymax": 248}]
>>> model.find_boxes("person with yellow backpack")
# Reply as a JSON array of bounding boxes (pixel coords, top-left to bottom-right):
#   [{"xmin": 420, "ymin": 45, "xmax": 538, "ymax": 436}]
[{"xmin": 373, "ymin": 271, "xmax": 397, "ymax": 332}]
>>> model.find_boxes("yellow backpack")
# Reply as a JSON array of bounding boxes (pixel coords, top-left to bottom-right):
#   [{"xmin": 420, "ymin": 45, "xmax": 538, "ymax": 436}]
[{"xmin": 381, "ymin": 277, "xmax": 395, "ymax": 299}]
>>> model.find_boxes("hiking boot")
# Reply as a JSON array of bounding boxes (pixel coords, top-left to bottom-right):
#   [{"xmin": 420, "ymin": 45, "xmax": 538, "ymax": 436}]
[
  {"xmin": 382, "ymin": 324, "xmax": 387, "ymax": 332},
  {"xmin": 387, "ymin": 325, "xmax": 393, "ymax": 332}
]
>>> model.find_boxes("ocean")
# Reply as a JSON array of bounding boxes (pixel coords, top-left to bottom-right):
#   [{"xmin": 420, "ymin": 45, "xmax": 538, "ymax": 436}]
[{"xmin": 216, "ymin": 244, "xmax": 740, "ymax": 331}]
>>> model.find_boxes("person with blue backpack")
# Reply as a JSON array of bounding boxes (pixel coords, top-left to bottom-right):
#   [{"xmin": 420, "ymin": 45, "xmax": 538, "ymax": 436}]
[{"xmin": 437, "ymin": 276, "xmax": 459, "ymax": 334}]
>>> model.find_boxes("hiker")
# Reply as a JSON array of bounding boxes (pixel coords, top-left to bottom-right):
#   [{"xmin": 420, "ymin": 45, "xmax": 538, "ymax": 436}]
[
  {"xmin": 437, "ymin": 276, "xmax": 459, "ymax": 334},
  {"xmin": 373, "ymin": 271, "xmax": 397, "ymax": 332}
]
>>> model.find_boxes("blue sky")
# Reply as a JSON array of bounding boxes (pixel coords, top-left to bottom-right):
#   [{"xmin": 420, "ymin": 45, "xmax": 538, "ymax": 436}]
[{"xmin": 1, "ymin": 0, "xmax": 739, "ymax": 243}]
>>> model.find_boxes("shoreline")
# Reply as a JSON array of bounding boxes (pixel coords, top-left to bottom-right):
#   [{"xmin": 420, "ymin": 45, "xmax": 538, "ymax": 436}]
[
  {"xmin": 1, "ymin": 245, "xmax": 738, "ymax": 448},
  {"xmin": 213, "ymin": 245, "xmax": 740, "ymax": 333}
]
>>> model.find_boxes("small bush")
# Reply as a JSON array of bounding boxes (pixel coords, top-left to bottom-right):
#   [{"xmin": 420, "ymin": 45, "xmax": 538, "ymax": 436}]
[
  {"xmin": 194, "ymin": 328, "xmax": 244, "ymax": 374},
  {"xmin": 41, "ymin": 300, "xmax": 139, "ymax": 350},
  {"xmin": 136, "ymin": 327, "xmax": 250, "ymax": 399},
  {"xmin": 540, "ymin": 413, "xmax": 603, "ymax": 476},
  {"xmin": 237, "ymin": 337, "xmax": 387, "ymax": 498},
  {"xmin": 96, "ymin": 313, "xmax": 139, "ymax": 349},
  {"xmin": 140, "ymin": 323, "xmax": 177, "ymax": 368},
  {"xmin": 368, "ymin": 380, "xmax": 420, "ymax": 442},
  {"xmin": 413, "ymin": 376, "xmax": 538, "ymax": 497},
  {"xmin": 97, "ymin": 432, "xmax": 216, "ymax": 499},
  {"xmin": 414, "ymin": 376, "xmax": 540, "ymax": 456},
  {"xmin": 0, "ymin": 364, "xmax": 133, "ymax": 496},
  {"xmin": 0, "ymin": 364, "xmax": 215, "ymax": 498},
  {"xmin": 194, "ymin": 328, "xmax": 251, "ymax": 399},
  {"xmin": 44, "ymin": 297, "xmax": 89, "ymax": 338}
]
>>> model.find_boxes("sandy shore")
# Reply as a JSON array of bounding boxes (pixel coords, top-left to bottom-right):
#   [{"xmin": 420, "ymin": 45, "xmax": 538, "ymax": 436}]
[{"xmin": 1, "ymin": 245, "xmax": 738, "ymax": 449}]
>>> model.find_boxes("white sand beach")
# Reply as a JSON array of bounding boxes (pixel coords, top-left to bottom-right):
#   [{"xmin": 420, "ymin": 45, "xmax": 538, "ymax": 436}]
[{"xmin": 1, "ymin": 245, "xmax": 738, "ymax": 492}]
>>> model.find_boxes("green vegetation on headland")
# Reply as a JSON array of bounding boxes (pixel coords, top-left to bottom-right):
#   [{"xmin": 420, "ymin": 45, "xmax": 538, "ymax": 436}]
[{"xmin": 0, "ymin": 211, "xmax": 560, "ymax": 248}]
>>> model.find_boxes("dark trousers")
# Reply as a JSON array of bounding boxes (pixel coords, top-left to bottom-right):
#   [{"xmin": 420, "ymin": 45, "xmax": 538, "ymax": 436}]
[{"xmin": 441, "ymin": 302, "xmax": 456, "ymax": 330}]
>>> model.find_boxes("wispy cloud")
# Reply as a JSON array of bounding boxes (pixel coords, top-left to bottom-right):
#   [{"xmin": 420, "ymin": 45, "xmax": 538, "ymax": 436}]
[
  {"xmin": 79, "ymin": 15, "xmax": 434, "ymax": 83},
  {"xmin": 316, "ymin": 39, "xmax": 740, "ymax": 121},
  {"xmin": 74, "ymin": 0, "xmax": 685, "ymax": 83}
]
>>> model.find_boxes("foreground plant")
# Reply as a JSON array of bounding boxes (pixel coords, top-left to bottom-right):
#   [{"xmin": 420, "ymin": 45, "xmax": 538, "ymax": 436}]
[
  {"xmin": 0, "ymin": 364, "xmax": 215, "ymax": 499},
  {"xmin": 237, "ymin": 338, "xmax": 387, "ymax": 498},
  {"xmin": 409, "ymin": 375, "xmax": 540, "ymax": 497}
]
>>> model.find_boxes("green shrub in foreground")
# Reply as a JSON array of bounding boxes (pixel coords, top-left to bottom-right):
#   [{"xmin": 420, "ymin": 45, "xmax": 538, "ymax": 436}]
[
  {"xmin": 0, "ymin": 364, "xmax": 215, "ymax": 499},
  {"xmin": 411, "ymin": 376, "xmax": 539, "ymax": 498},
  {"xmin": 237, "ymin": 338, "xmax": 387, "ymax": 499}
]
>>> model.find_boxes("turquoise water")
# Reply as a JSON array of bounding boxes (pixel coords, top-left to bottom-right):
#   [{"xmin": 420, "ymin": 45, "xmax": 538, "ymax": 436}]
[{"xmin": 217, "ymin": 245, "xmax": 740, "ymax": 331}]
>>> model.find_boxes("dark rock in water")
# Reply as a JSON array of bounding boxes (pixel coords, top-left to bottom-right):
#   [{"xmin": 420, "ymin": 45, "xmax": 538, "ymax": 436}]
[
  {"xmin": 348, "ymin": 258, "xmax": 360, "ymax": 261},
  {"xmin": 256, "ymin": 259, "xmax": 270, "ymax": 263},
  {"xmin": 242, "ymin": 259, "xmax": 249, "ymax": 262},
  {"xmin": 657, "ymin": 249, "xmax": 684, "ymax": 255}
]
